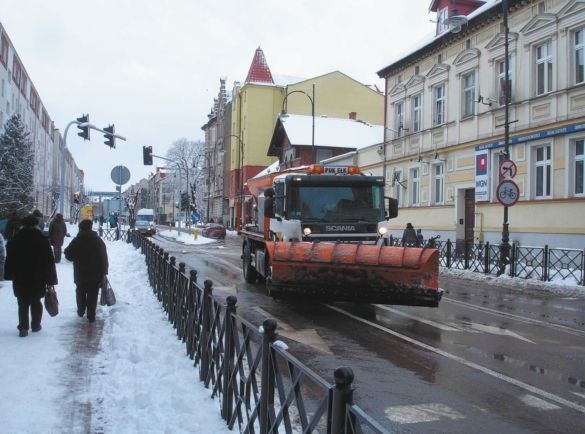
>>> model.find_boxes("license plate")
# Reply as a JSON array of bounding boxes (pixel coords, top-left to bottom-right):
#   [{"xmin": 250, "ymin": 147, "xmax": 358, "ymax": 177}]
[{"xmin": 324, "ymin": 166, "xmax": 348, "ymax": 174}]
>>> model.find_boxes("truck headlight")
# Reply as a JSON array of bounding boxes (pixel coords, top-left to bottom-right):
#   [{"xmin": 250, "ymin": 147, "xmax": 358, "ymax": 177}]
[
  {"xmin": 378, "ymin": 226, "xmax": 388, "ymax": 236},
  {"xmin": 303, "ymin": 227, "xmax": 312, "ymax": 236}
]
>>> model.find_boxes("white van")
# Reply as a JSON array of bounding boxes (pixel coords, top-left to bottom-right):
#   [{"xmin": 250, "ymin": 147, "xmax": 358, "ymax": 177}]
[{"xmin": 135, "ymin": 208, "xmax": 156, "ymax": 236}]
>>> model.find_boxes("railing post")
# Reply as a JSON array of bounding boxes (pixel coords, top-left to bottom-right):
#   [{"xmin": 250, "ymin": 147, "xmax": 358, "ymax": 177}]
[
  {"xmin": 484, "ymin": 241, "xmax": 490, "ymax": 274},
  {"xmin": 186, "ymin": 270, "xmax": 198, "ymax": 357},
  {"xmin": 510, "ymin": 242, "xmax": 517, "ymax": 277},
  {"xmin": 221, "ymin": 295, "xmax": 237, "ymax": 424},
  {"xmin": 446, "ymin": 239, "xmax": 452, "ymax": 268},
  {"xmin": 199, "ymin": 280, "xmax": 214, "ymax": 383},
  {"xmin": 259, "ymin": 318, "xmax": 277, "ymax": 434},
  {"xmin": 464, "ymin": 240, "xmax": 470, "ymax": 270},
  {"xmin": 329, "ymin": 366, "xmax": 355, "ymax": 434},
  {"xmin": 543, "ymin": 245, "xmax": 549, "ymax": 281}
]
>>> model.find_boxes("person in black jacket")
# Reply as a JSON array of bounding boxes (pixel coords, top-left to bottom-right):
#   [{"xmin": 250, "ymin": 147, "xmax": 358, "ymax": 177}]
[
  {"xmin": 48, "ymin": 213, "xmax": 68, "ymax": 263},
  {"xmin": 64, "ymin": 219, "xmax": 109, "ymax": 323},
  {"xmin": 4, "ymin": 214, "xmax": 58, "ymax": 337},
  {"xmin": 401, "ymin": 222, "xmax": 419, "ymax": 247}
]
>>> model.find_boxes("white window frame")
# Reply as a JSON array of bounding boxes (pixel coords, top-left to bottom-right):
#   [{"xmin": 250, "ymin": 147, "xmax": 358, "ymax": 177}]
[
  {"xmin": 433, "ymin": 83, "xmax": 446, "ymax": 126},
  {"xmin": 533, "ymin": 143, "xmax": 552, "ymax": 198},
  {"xmin": 409, "ymin": 167, "xmax": 420, "ymax": 206},
  {"xmin": 437, "ymin": 7, "xmax": 448, "ymax": 33},
  {"xmin": 411, "ymin": 94, "xmax": 422, "ymax": 132},
  {"xmin": 431, "ymin": 163, "xmax": 445, "ymax": 204},
  {"xmin": 497, "ymin": 58, "xmax": 513, "ymax": 106},
  {"xmin": 574, "ymin": 28, "xmax": 585, "ymax": 85},
  {"xmin": 392, "ymin": 168, "xmax": 403, "ymax": 207},
  {"xmin": 535, "ymin": 40, "xmax": 553, "ymax": 95},
  {"xmin": 462, "ymin": 70, "xmax": 476, "ymax": 117},
  {"xmin": 394, "ymin": 101, "xmax": 404, "ymax": 137},
  {"xmin": 572, "ymin": 138, "xmax": 584, "ymax": 196}
]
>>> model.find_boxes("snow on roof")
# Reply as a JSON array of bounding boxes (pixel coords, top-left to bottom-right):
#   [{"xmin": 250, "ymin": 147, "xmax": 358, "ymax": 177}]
[
  {"xmin": 280, "ymin": 114, "xmax": 384, "ymax": 149},
  {"xmin": 377, "ymin": 0, "xmax": 500, "ymax": 73},
  {"xmin": 252, "ymin": 160, "xmax": 280, "ymax": 179}
]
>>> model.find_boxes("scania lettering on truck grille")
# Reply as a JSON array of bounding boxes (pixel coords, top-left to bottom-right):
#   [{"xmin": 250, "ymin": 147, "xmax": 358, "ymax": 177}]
[{"xmin": 325, "ymin": 225, "xmax": 356, "ymax": 232}]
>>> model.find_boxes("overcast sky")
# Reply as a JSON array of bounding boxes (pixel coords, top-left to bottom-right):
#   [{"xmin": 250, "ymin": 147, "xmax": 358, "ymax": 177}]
[{"xmin": 2, "ymin": 0, "xmax": 434, "ymax": 191}]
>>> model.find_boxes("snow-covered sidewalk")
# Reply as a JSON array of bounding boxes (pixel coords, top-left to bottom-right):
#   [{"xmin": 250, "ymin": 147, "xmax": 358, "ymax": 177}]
[{"xmin": 0, "ymin": 224, "xmax": 232, "ymax": 434}]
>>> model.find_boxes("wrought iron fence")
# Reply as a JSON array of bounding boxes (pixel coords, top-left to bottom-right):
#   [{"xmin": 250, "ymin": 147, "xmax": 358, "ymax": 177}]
[
  {"xmin": 388, "ymin": 235, "xmax": 584, "ymax": 286},
  {"xmin": 130, "ymin": 232, "xmax": 389, "ymax": 434}
]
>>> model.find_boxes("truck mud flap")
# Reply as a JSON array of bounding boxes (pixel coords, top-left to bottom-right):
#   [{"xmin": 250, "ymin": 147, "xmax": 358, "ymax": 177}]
[{"xmin": 265, "ymin": 242, "xmax": 441, "ymax": 307}]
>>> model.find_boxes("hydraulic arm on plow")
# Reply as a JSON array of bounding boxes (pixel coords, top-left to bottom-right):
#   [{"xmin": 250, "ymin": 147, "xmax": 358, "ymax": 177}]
[{"xmin": 239, "ymin": 164, "xmax": 441, "ymax": 307}]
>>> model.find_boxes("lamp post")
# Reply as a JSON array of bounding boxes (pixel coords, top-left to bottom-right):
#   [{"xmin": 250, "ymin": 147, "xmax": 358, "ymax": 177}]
[
  {"xmin": 205, "ymin": 148, "xmax": 212, "ymax": 223},
  {"xmin": 499, "ymin": 0, "xmax": 511, "ymax": 275},
  {"xmin": 228, "ymin": 134, "xmax": 245, "ymax": 229},
  {"xmin": 281, "ymin": 84, "xmax": 315, "ymax": 164}
]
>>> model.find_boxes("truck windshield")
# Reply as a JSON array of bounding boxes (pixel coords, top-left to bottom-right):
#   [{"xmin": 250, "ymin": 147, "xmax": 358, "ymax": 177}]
[
  {"xmin": 136, "ymin": 215, "xmax": 154, "ymax": 222},
  {"xmin": 288, "ymin": 184, "xmax": 383, "ymax": 221}
]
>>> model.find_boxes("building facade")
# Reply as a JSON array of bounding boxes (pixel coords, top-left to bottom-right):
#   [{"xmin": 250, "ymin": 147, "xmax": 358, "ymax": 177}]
[
  {"xmin": 374, "ymin": 0, "xmax": 585, "ymax": 248},
  {"xmin": 1, "ymin": 21, "xmax": 83, "ymax": 219}
]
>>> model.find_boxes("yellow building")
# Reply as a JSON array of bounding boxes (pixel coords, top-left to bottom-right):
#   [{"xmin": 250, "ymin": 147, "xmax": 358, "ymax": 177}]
[{"xmin": 208, "ymin": 47, "xmax": 384, "ymax": 228}]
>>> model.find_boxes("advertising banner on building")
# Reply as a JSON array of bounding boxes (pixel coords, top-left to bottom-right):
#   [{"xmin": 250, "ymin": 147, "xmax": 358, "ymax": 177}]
[{"xmin": 475, "ymin": 150, "xmax": 489, "ymax": 202}]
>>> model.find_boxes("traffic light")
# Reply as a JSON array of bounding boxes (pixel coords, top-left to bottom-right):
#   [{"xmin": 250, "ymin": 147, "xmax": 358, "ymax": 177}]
[
  {"xmin": 104, "ymin": 124, "xmax": 115, "ymax": 148},
  {"xmin": 143, "ymin": 145, "xmax": 153, "ymax": 165},
  {"xmin": 76, "ymin": 114, "xmax": 90, "ymax": 140}
]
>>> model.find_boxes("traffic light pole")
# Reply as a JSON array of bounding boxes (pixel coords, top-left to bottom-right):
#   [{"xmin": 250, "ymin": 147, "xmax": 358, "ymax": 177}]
[{"xmin": 59, "ymin": 120, "xmax": 126, "ymax": 214}]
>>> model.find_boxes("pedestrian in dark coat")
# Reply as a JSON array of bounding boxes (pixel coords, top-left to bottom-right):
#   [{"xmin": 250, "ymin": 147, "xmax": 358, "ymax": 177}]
[
  {"xmin": 4, "ymin": 214, "xmax": 58, "ymax": 337},
  {"xmin": 0, "ymin": 232, "xmax": 6, "ymax": 281},
  {"xmin": 32, "ymin": 209, "xmax": 45, "ymax": 231},
  {"xmin": 48, "ymin": 213, "xmax": 68, "ymax": 263},
  {"xmin": 3, "ymin": 212, "xmax": 21, "ymax": 242},
  {"xmin": 401, "ymin": 223, "xmax": 419, "ymax": 247},
  {"xmin": 64, "ymin": 219, "xmax": 109, "ymax": 323}
]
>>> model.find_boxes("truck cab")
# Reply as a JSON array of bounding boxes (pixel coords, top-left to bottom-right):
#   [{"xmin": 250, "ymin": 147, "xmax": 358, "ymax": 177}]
[{"xmin": 135, "ymin": 208, "xmax": 156, "ymax": 236}]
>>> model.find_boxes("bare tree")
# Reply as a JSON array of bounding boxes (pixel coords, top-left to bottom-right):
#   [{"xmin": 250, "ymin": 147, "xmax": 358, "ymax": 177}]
[{"xmin": 165, "ymin": 138, "xmax": 206, "ymax": 222}]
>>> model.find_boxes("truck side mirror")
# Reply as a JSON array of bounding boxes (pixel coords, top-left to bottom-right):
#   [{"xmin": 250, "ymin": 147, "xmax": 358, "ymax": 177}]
[{"xmin": 386, "ymin": 197, "xmax": 398, "ymax": 220}]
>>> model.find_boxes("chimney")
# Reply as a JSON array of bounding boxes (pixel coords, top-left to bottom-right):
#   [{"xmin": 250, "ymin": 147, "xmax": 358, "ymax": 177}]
[{"xmin": 349, "ymin": 112, "xmax": 357, "ymax": 120}]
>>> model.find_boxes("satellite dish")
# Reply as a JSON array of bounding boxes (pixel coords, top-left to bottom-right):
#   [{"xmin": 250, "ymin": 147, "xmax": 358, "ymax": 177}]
[{"xmin": 444, "ymin": 14, "xmax": 468, "ymax": 33}]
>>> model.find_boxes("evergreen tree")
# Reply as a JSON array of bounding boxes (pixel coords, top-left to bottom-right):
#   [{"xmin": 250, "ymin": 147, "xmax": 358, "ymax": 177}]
[{"xmin": 0, "ymin": 114, "xmax": 35, "ymax": 216}]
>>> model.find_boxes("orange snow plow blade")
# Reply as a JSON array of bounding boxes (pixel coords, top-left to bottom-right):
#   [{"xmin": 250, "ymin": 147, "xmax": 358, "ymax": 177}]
[{"xmin": 265, "ymin": 242, "xmax": 441, "ymax": 306}]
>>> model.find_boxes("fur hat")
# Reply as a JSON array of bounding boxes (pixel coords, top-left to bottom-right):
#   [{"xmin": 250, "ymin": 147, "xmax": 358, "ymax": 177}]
[{"xmin": 78, "ymin": 219, "xmax": 93, "ymax": 231}]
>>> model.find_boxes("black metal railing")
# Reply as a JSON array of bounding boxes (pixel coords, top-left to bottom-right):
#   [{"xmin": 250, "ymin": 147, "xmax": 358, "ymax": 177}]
[
  {"xmin": 389, "ymin": 235, "xmax": 584, "ymax": 286},
  {"xmin": 130, "ymin": 231, "xmax": 389, "ymax": 434}
]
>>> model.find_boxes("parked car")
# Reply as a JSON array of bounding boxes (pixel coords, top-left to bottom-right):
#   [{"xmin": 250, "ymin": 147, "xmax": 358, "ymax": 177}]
[{"xmin": 202, "ymin": 223, "xmax": 226, "ymax": 239}]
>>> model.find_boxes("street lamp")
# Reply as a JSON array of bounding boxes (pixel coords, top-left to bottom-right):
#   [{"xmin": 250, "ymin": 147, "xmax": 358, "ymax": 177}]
[
  {"xmin": 228, "ymin": 134, "xmax": 245, "ymax": 229},
  {"xmin": 499, "ymin": 0, "xmax": 512, "ymax": 275},
  {"xmin": 281, "ymin": 84, "xmax": 315, "ymax": 164}
]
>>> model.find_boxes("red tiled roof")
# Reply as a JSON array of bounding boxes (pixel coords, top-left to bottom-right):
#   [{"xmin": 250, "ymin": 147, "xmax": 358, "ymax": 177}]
[{"xmin": 245, "ymin": 47, "xmax": 274, "ymax": 84}]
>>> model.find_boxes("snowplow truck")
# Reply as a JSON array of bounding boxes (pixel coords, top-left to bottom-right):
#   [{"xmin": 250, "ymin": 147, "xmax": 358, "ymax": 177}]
[{"xmin": 239, "ymin": 164, "xmax": 441, "ymax": 307}]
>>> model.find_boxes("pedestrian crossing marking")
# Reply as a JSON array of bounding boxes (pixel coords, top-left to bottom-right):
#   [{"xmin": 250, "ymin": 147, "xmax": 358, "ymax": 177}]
[
  {"xmin": 520, "ymin": 394, "xmax": 560, "ymax": 410},
  {"xmin": 385, "ymin": 403, "xmax": 465, "ymax": 424}
]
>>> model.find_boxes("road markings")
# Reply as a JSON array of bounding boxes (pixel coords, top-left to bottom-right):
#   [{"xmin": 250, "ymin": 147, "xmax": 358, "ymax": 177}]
[
  {"xmin": 520, "ymin": 394, "xmax": 560, "ymax": 410},
  {"xmin": 375, "ymin": 305, "xmax": 462, "ymax": 331},
  {"xmin": 385, "ymin": 403, "xmax": 465, "ymax": 424},
  {"xmin": 253, "ymin": 307, "xmax": 332, "ymax": 354},
  {"xmin": 467, "ymin": 323, "xmax": 535, "ymax": 344},
  {"xmin": 326, "ymin": 304, "xmax": 585, "ymax": 415},
  {"xmin": 443, "ymin": 297, "xmax": 585, "ymax": 337}
]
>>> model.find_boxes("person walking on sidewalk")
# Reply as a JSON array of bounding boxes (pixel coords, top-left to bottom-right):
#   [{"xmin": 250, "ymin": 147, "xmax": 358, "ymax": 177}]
[
  {"xmin": 64, "ymin": 219, "xmax": 108, "ymax": 323},
  {"xmin": 4, "ymin": 214, "xmax": 58, "ymax": 337},
  {"xmin": 48, "ymin": 213, "xmax": 68, "ymax": 263}
]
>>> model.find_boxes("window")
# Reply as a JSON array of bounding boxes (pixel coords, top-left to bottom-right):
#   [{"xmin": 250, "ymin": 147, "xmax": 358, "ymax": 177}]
[
  {"xmin": 12, "ymin": 57, "xmax": 21, "ymax": 87},
  {"xmin": 462, "ymin": 71, "xmax": 476, "ymax": 117},
  {"xmin": 0, "ymin": 33, "xmax": 8, "ymax": 67},
  {"xmin": 497, "ymin": 58, "xmax": 513, "ymax": 105},
  {"xmin": 394, "ymin": 101, "xmax": 404, "ymax": 136},
  {"xmin": 411, "ymin": 94, "xmax": 422, "ymax": 132},
  {"xmin": 432, "ymin": 164, "xmax": 444, "ymax": 204},
  {"xmin": 392, "ymin": 169, "xmax": 403, "ymax": 206},
  {"xmin": 534, "ymin": 144, "xmax": 551, "ymax": 198},
  {"xmin": 316, "ymin": 148, "xmax": 332, "ymax": 162},
  {"xmin": 409, "ymin": 167, "xmax": 420, "ymax": 205},
  {"xmin": 535, "ymin": 41, "xmax": 553, "ymax": 95},
  {"xmin": 433, "ymin": 84, "xmax": 446, "ymax": 126},
  {"xmin": 437, "ymin": 8, "xmax": 448, "ymax": 33},
  {"xmin": 574, "ymin": 139, "xmax": 584, "ymax": 196},
  {"xmin": 575, "ymin": 28, "xmax": 584, "ymax": 85}
]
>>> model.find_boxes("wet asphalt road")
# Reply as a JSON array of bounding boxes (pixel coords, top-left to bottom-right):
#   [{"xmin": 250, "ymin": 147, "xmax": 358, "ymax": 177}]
[{"xmin": 151, "ymin": 231, "xmax": 585, "ymax": 433}]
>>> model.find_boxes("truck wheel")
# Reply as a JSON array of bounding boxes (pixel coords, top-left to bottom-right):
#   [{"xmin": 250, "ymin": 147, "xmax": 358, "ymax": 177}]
[{"xmin": 243, "ymin": 242, "xmax": 258, "ymax": 283}]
